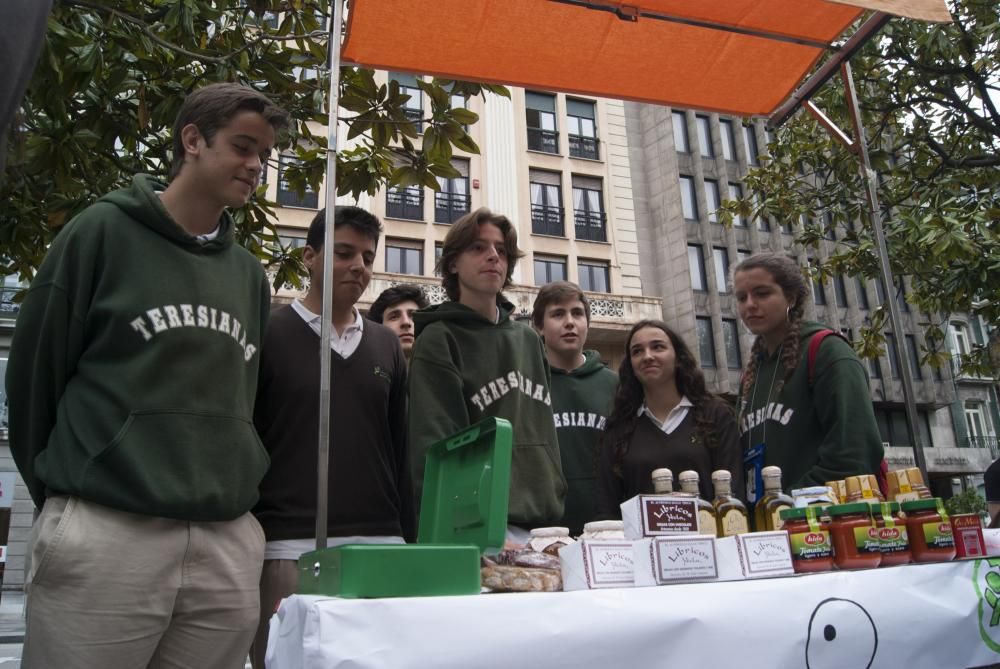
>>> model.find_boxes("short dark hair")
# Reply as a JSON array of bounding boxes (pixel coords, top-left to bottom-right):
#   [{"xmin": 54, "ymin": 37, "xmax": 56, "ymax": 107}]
[
  {"xmin": 531, "ymin": 281, "xmax": 590, "ymax": 330},
  {"xmin": 436, "ymin": 207, "xmax": 524, "ymax": 301},
  {"xmin": 368, "ymin": 284, "xmax": 429, "ymax": 323},
  {"xmin": 169, "ymin": 82, "xmax": 290, "ymax": 180},
  {"xmin": 306, "ymin": 206, "xmax": 383, "ymax": 250}
]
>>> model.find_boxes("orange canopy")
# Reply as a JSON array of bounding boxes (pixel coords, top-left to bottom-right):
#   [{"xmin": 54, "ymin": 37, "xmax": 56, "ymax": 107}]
[{"xmin": 342, "ymin": 0, "xmax": 877, "ymax": 116}]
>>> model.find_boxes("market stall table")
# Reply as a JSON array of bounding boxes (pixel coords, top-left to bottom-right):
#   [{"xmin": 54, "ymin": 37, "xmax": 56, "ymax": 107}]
[{"xmin": 267, "ymin": 558, "xmax": 1000, "ymax": 668}]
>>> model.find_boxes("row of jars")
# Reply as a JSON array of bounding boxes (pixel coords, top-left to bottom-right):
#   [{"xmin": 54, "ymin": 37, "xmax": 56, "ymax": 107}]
[{"xmin": 782, "ymin": 498, "xmax": 957, "ymax": 574}]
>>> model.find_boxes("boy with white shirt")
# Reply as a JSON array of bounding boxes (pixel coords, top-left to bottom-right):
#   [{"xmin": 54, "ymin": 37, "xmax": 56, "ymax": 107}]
[{"xmin": 250, "ymin": 206, "xmax": 414, "ymax": 668}]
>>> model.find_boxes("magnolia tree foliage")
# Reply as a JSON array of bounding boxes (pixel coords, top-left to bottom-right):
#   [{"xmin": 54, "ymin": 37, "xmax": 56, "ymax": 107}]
[
  {"xmin": 720, "ymin": 0, "xmax": 999, "ymax": 375},
  {"xmin": 0, "ymin": 0, "xmax": 508, "ymax": 291}
]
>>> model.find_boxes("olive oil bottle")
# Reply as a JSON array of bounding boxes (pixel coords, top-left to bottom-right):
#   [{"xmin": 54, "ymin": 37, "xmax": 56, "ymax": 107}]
[
  {"xmin": 711, "ymin": 470, "xmax": 750, "ymax": 536},
  {"xmin": 754, "ymin": 466, "xmax": 794, "ymax": 531},
  {"xmin": 678, "ymin": 470, "xmax": 718, "ymax": 537}
]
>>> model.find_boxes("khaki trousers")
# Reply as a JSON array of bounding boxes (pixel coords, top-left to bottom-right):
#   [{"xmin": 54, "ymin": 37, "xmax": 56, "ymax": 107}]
[
  {"xmin": 23, "ymin": 496, "xmax": 265, "ymax": 669},
  {"xmin": 250, "ymin": 559, "xmax": 299, "ymax": 669}
]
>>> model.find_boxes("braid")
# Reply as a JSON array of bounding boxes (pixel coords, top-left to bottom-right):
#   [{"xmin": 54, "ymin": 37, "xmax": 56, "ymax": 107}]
[
  {"xmin": 741, "ymin": 337, "xmax": 767, "ymax": 413},
  {"xmin": 775, "ymin": 316, "xmax": 804, "ymax": 394}
]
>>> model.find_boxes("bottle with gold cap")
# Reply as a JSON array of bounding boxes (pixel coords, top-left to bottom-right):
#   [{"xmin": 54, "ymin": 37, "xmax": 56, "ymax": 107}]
[
  {"xmin": 754, "ymin": 466, "xmax": 794, "ymax": 531},
  {"xmin": 711, "ymin": 469, "xmax": 750, "ymax": 536},
  {"xmin": 678, "ymin": 470, "xmax": 718, "ymax": 536},
  {"xmin": 651, "ymin": 468, "xmax": 674, "ymax": 494}
]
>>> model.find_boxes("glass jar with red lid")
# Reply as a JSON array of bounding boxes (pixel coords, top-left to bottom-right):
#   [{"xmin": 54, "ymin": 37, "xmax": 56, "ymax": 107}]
[
  {"xmin": 900, "ymin": 498, "xmax": 956, "ymax": 563},
  {"xmin": 780, "ymin": 505, "xmax": 833, "ymax": 573},
  {"xmin": 874, "ymin": 501, "xmax": 911, "ymax": 567},
  {"xmin": 827, "ymin": 503, "xmax": 882, "ymax": 570}
]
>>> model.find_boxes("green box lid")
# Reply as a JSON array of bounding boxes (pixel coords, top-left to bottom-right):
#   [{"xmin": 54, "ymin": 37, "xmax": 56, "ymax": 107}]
[{"xmin": 417, "ymin": 417, "xmax": 512, "ymax": 554}]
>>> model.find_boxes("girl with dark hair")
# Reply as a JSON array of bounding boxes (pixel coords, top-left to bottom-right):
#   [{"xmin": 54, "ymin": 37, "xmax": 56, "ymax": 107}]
[
  {"xmin": 596, "ymin": 320, "xmax": 743, "ymax": 518},
  {"xmin": 733, "ymin": 252, "xmax": 883, "ymax": 496}
]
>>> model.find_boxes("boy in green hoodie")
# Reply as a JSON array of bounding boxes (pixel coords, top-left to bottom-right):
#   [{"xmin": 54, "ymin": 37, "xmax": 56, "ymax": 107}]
[
  {"xmin": 6, "ymin": 83, "xmax": 289, "ymax": 668},
  {"xmin": 408, "ymin": 208, "xmax": 565, "ymax": 541},
  {"xmin": 532, "ymin": 281, "xmax": 618, "ymax": 535}
]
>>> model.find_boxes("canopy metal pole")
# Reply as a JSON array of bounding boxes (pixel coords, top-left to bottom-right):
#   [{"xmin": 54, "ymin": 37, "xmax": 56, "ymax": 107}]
[
  {"xmin": 316, "ymin": 0, "xmax": 345, "ymax": 552},
  {"xmin": 840, "ymin": 60, "xmax": 930, "ymax": 482}
]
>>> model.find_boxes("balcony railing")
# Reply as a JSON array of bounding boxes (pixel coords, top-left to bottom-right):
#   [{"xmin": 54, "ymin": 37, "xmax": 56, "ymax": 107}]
[
  {"xmin": 527, "ymin": 128, "xmax": 559, "ymax": 154},
  {"xmin": 966, "ymin": 436, "xmax": 999, "ymax": 459},
  {"xmin": 434, "ymin": 191, "xmax": 470, "ymax": 224},
  {"xmin": 568, "ymin": 134, "xmax": 600, "ymax": 160},
  {"xmin": 386, "ymin": 189, "xmax": 424, "ymax": 220},
  {"xmin": 531, "ymin": 204, "xmax": 564, "ymax": 236},
  {"xmin": 574, "ymin": 209, "xmax": 607, "ymax": 242}
]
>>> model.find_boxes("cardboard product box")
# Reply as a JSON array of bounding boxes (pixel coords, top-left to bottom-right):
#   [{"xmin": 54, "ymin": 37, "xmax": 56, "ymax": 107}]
[
  {"xmin": 620, "ymin": 495, "xmax": 700, "ymax": 539},
  {"xmin": 632, "ymin": 536, "xmax": 719, "ymax": 587},
  {"xmin": 297, "ymin": 418, "xmax": 512, "ymax": 598},
  {"xmin": 734, "ymin": 531, "xmax": 795, "ymax": 578},
  {"xmin": 952, "ymin": 514, "xmax": 987, "ymax": 559},
  {"xmin": 560, "ymin": 538, "xmax": 635, "ymax": 591}
]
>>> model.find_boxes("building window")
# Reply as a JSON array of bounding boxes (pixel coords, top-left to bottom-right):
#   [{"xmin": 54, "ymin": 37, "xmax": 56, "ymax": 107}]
[
  {"xmin": 727, "ymin": 183, "xmax": 746, "ymax": 227},
  {"xmin": 965, "ymin": 402, "xmax": 989, "ymax": 440},
  {"xmin": 450, "ymin": 93, "xmax": 469, "ymax": 128},
  {"xmin": 529, "ymin": 169, "xmax": 564, "ymax": 236},
  {"xmin": 834, "ymin": 274, "xmax": 848, "ymax": 308},
  {"xmin": 868, "ymin": 356, "xmax": 882, "ymax": 380},
  {"xmin": 434, "ymin": 158, "xmax": 470, "ymax": 224},
  {"xmin": 886, "ymin": 333, "xmax": 901, "ymax": 379},
  {"xmin": 696, "ymin": 115, "xmax": 713, "ymax": 158},
  {"xmin": 434, "ymin": 242, "xmax": 443, "ymax": 277},
  {"xmin": 526, "ymin": 91, "xmax": 558, "ymax": 154},
  {"xmin": 722, "ymin": 318, "xmax": 742, "ymax": 369},
  {"xmin": 572, "ymin": 175, "xmax": 606, "ymax": 242},
  {"xmin": 905, "ymin": 335, "xmax": 923, "ymax": 380},
  {"xmin": 385, "ymin": 238, "xmax": 423, "ymax": 276},
  {"xmin": 277, "ymin": 155, "xmax": 318, "ymax": 209},
  {"xmin": 696, "ymin": 317, "xmax": 716, "ymax": 368},
  {"xmin": 534, "ymin": 254, "xmax": 567, "ymax": 285},
  {"xmin": 578, "ymin": 259, "xmax": 610, "ymax": 293},
  {"xmin": 391, "ymin": 72, "xmax": 423, "ymax": 132},
  {"xmin": 567, "ymin": 98, "xmax": 599, "ymax": 160},
  {"xmin": 950, "ymin": 321, "xmax": 971, "ymax": 357},
  {"xmin": 712, "ymin": 247, "xmax": 730, "ymax": 294},
  {"xmin": 736, "ymin": 249, "xmax": 750, "ymax": 265},
  {"xmin": 823, "ymin": 211, "xmax": 836, "ymax": 240},
  {"xmin": 679, "ymin": 175, "xmax": 698, "ymax": 221},
  {"xmin": 743, "ymin": 125, "xmax": 760, "ymax": 165},
  {"xmin": 386, "ymin": 183, "xmax": 424, "ymax": 220},
  {"xmin": 876, "ymin": 408, "xmax": 933, "ymax": 447},
  {"xmin": 720, "ymin": 119, "xmax": 736, "ymax": 161},
  {"xmin": 672, "ymin": 111, "xmax": 689, "ymax": 153},
  {"xmin": 874, "ymin": 278, "xmax": 887, "ymax": 305},
  {"xmin": 704, "ymin": 179, "xmax": 721, "ymax": 223},
  {"xmin": 688, "ymin": 244, "xmax": 707, "ymax": 292},
  {"xmin": 810, "ymin": 264, "xmax": 826, "ymax": 305},
  {"xmin": 855, "ymin": 277, "xmax": 870, "ymax": 310},
  {"xmin": 896, "ymin": 279, "xmax": 910, "ymax": 312},
  {"xmin": 0, "ymin": 275, "xmax": 25, "ymax": 320}
]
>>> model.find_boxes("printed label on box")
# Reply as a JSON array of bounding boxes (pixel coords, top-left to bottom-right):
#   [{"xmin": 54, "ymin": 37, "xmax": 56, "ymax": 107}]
[
  {"xmin": 737, "ymin": 532, "xmax": 794, "ymax": 576},
  {"xmin": 641, "ymin": 497, "xmax": 699, "ymax": 535},
  {"xmin": 581, "ymin": 541, "xmax": 634, "ymax": 586},
  {"xmin": 652, "ymin": 536, "xmax": 718, "ymax": 582}
]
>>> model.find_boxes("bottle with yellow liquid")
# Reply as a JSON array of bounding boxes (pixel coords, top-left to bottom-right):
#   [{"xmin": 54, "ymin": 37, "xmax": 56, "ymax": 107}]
[
  {"xmin": 651, "ymin": 468, "xmax": 674, "ymax": 494},
  {"xmin": 678, "ymin": 470, "xmax": 718, "ymax": 537},
  {"xmin": 711, "ymin": 469, "xmax": 750, "ymax": 536},
  {"xmin": 754, "ymin": 466, "xmax": 794, "ymax": 531}
]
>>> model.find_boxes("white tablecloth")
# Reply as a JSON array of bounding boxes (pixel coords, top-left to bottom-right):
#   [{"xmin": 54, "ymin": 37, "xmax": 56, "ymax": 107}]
[{"xmin": 267, "ymin": 558, "xmax": 1000, "ymax": 669}]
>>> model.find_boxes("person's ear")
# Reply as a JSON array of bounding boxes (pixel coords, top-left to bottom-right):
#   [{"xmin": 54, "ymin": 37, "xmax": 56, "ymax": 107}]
[{"xmin": 180, "ymin": 123, "xmax": 203, "ymax": 158}]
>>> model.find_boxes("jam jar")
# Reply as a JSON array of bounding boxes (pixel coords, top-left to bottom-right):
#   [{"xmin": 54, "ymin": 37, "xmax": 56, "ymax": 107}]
[
  {"xmin": 900, "ymin": 499, "xmax": 956, "ymax": 563},
  {"xmin": 780, "ymin": 505, "xmax": 834, "ymax": 573},
  {"xmin": 827, "ymin": 503, "xmax": 882, "ymax": 570},
  {"xmin": 874, "ymin": 501, "xmax": 911, "ymax": 567}
]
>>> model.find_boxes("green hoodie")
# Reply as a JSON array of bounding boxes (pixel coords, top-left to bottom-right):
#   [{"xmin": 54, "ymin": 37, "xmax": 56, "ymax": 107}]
[
  {"xmin": 550, "ymin": 350, "xmax": 618, "ymax": 535},
  {"xmin": 737, "ymin": 321, "xmax": 884, "ymax": 491},
  {"xmin": 6, "ymin": 174, "xmax": 271, "ymax": 521},
  {"xmin": 409, "ymin": 300, "xmax": 566, "ymax": 527}
]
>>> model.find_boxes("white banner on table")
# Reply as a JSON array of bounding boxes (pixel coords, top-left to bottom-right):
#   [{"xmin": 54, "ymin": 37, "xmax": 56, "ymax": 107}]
[{"xmin": 268, "ymin": 560, "xmax": 1000, "ymax": 669}]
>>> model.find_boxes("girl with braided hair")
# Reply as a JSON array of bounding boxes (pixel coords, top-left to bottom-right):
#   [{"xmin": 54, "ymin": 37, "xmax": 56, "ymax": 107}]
[
  {"xmin": 734, "ymin": 252, "xmax": 883, "ymax": 498},
  {"xmin": 595, "ymin": 320, "xmax": 743, "ymax": 518}
]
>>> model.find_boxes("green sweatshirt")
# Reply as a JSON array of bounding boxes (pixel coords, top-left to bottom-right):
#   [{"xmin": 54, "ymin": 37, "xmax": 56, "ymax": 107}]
[
  {"xmin": 737, "ymin": 321, "xmax": 884, "ymax": 491},
  {"xmin": 409, "ymin": 300, "xmax": 565, "ymax": 527},
  {"xmin": 6, "ymin": 174, "xmax": 271, "ymax": 521},
  {"xmin": 550, "ymin": 350, "xmax": 618, "ymax": 535}
]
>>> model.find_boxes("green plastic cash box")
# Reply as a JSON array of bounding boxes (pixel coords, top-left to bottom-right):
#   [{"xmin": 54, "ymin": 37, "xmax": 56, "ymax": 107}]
[{"xmin": 297, "ymin": 417, "xmax": 512, "ymax": 598}]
